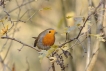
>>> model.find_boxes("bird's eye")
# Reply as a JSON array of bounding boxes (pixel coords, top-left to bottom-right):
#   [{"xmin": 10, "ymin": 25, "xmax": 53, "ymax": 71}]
[{"xmin": 49, "ymin": 31, "xmax": 51, "ymax": 33}]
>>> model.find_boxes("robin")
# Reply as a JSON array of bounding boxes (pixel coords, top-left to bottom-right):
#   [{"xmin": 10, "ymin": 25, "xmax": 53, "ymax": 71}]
[{"xmin": 33, "ymin": 28, "xmax": 56, "ymax": 50}]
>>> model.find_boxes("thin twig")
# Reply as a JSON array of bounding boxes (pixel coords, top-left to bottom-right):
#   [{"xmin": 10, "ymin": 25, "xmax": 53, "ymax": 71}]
[
  {"xmin": 85, "ymin": 0, "xmax": 104, "ymax": 71},
  {"xmin": 86, "ymin": 0, "xmax": 92, "ymax": 69},
  {"xmin": 0, "ymin": 39, "xmax": 9, "ymax": 52},
  {"xmin": 17, "ymin": 45, "xmax": 24, "ymax": 51},
  {"xmin": 59, "ymin": 0, "xmax": 104, "ymax": 48},
  {"xmin": 2, "ymin": 29, "xmax": 16, "ymax": 62},
  {"xmin": 25, "ymin": 57, "xmax": 30, "ymax": 71},
  {"xmin": 8, "ymin": 0, "xmax": 35, "ymax": 13},
  {"xmin": 1, "ymin": 36, "xmax": 40, "ymax": 52},
  {"xmin": 47, "ymin": 65, "xmax": 52, "ymax": 71}
]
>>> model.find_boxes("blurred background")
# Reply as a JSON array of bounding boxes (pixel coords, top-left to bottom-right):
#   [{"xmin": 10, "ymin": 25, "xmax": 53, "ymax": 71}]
[{"xmin": 0, "ymin": 0, "xmax": 106, "ymax": 71}]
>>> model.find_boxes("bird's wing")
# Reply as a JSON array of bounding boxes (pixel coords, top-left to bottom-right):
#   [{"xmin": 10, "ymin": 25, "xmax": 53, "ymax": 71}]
[
  {"xmin": 33, "ymin": 29, "xmax": 48, "ymax": 47},
  {"xmin": 32, "ymin": 37, "xmax": 37, "ymax": 39}
]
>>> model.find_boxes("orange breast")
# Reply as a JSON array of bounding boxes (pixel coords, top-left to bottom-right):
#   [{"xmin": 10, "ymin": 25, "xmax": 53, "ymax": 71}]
[{"xmin": 42, "ymin": 33, "xmax": 55, "ymax": 46}]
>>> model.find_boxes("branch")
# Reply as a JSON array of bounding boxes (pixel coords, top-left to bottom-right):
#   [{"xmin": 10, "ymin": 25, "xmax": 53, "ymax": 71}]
[
  {"xmin": 85, "ymin": 0, "xmax": 92, "ymax": 69},
  {"xmin": 1, "ymin": 36, "xmax": 40, "ymax": 52},
  {"xmin": 85, "ymin": 41, "xmax": 100, "ymax": 71},
  {"xmin": 8, "ymin": 0, "xmax": 35, "ymax": 13},
  {"xmin": 85, "ymin": 0, "xmax": 105, "ymax": 71},
  {"xmin": 59, "ymin": 0, "xmax": 104, "ymax": 48},
  {"xmin": 25, "ymin": 57, "xmax": 30, "ymax": 71}
]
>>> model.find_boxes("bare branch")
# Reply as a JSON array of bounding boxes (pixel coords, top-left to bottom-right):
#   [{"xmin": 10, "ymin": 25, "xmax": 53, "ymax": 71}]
[
  {"xmin": 25, "ymin": 57, "xmax": 30, "ymax": 71},
  {"xmin": 85, "ymin": 0, "xmax": 105, "ymax": 71},
  {"xmin": 8, "ymin": 0, "xmax": 35, "ymax": 13},
  {"xmin": 85, "ymin": 41, "xmax": 100, "ymax": 71},
  {"xmin": 1, "ymin": 36, "xmax": 41, "ymax": 52},
  {"xmin": 59, "ymin": 0, "xmax": 104, "ymax": 48},
  {"xmin": 85, "ymin": 0, "xmax": 92, "ymax": 69},
  {"xmin": 17, "ymin": 45, "xmax": 24, "ymax": 51}
]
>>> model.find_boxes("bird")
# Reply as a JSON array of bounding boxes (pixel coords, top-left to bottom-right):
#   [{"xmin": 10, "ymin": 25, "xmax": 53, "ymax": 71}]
[{"xmin": 33, "ymin": 28, "xmax": 56, "ymax": 50}]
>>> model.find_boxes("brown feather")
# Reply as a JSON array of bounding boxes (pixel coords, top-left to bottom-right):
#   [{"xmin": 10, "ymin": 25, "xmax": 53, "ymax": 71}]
[{"xmin": 32, "ymin": 37, "xmax": 37, "ymax": 39}]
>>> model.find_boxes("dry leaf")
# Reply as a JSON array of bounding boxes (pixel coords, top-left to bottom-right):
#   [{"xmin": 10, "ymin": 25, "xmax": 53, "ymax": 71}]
[{"xmin": 0, "ymin": 25, "xmax": 8, "ymax": 36}]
